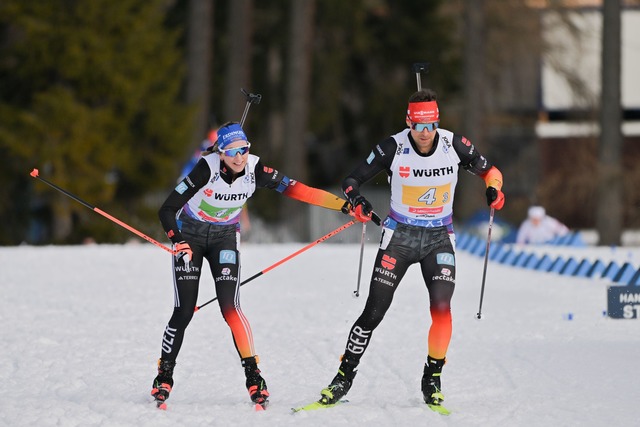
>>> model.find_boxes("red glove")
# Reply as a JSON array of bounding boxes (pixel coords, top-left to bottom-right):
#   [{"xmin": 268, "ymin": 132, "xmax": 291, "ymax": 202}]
[
  {"xmin": 173, "ymin": 241, "xmax": 193, "ymax": 265},
  {"xmin": 486, "ymin": 187, "xmax": 505, "ymax": 210}
]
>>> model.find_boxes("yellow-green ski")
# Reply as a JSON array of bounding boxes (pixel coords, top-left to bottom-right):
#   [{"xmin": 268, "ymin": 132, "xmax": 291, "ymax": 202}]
[
  {"xmin": 291, "ymin": 399, "xmax": 348, "ymax": 413},
  {"xmin": 427, "ymin": 403, "xmax": 451, "ymax": 415}
]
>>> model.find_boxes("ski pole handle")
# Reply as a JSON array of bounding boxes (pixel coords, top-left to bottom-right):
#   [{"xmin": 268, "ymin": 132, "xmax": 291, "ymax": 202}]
[{"xmin": 412, "ymin": 62, "xmax": 429, "ymax": 91}]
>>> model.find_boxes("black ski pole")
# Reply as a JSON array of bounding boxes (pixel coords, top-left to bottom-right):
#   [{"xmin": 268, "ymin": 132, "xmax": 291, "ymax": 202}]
[
  {"xmin": 476, "ymin": 207, "xmax": 495, "ymax": 320},
  {"xmin": 239, "ymin": 88, "xmax": 262, "ymax": 126},
  {"xmin": 412, "ymin": 62, "xmax": 429, "ymax": 91},
  {"xmin": 353, "ymin": 222, "xmax": 367, "ymax": 297}
]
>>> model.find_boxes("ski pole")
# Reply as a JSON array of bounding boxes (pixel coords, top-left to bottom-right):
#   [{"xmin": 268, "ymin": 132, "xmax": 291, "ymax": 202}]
[
  {"xmin": 29, "ymin": 168, "xmax": 175, "ymax": 255},
  {"xmin": 476, "ymin": 207, "xmax": 495, "ymax": 320},
  {"xmin": 195, "ymin": 220, "xmax": 357, "ymax": 312},
  {"xmin": 353, "ymin": 222, "xmax": 367, "ymax": 297},
  {"xmin": 239, "ymin": 88, "xmax": 262, "ymax": 127},
  {"xmin": 412, "ymin": 62, "xmax": 429, "ymax": 91}
]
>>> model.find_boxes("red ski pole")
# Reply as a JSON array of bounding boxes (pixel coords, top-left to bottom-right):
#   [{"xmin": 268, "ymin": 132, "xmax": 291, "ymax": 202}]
[
  {"xmin": 195, "ymin": 220, "xmax": 357, "ymax": 311},
  {"xmin": 30, "ymin": 168, "xmax": 174, "ymax": 254}
]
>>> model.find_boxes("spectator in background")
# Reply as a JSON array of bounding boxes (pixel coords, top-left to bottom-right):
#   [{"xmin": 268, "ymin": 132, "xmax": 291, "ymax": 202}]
[{"xmin": 516, "ymin": 206, "xmax": 569, "ymax": 244}]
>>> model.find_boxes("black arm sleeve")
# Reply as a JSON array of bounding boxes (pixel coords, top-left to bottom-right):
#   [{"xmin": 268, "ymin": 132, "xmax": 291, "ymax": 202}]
[
  {"xmin": 342, "ymin": 137, "xmax": 396, "ymax": 201},
  {"xmin": 158, "ymin": 158, "xmax": 211, "ymax": 243},
  {"xmin": 254, "ymin": 160, "xmax": 290, "ymax": 190},
  {"xmin": 452, "ymin": 134, "xmax": 494, "ymax": 176}
]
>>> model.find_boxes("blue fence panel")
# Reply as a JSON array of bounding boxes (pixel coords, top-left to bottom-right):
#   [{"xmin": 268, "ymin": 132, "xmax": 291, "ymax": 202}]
[
  {"xmin": 457, "ymin": 233, "xmax": 471, "ymax": 250},
  {"xmin": 535, "ymin": 254, "xmax": 553, "ymax": 271},
  {"xmin": 511, "ymin": 252, "xmax": 527, "ymax": 267},
  {"xmin": 560, "ymin": 258, "xmax": 579, "ymax": 275},
  {"xmin": 613, "ymin": 262, "xmax": 636, "ymax": 284},
  {"xmin": 472, "ymin": 240, "xmax": 487, "ymax": 256},
  {"xmin": 468, "ymin": 238, "xmax": 484, "ymax": 255},
  {"xmin": 549, "ymin": 256, "xmax": 566, "ymax": 274},
  {"xmin": 573, "ymin": 259, "xmax": 592, "ymax": 277},
  {"xmin": 500, "ymin": 250, "xmax": 518, "ymax": 265},
  {"xmin": 489, "ymin": 243, "xmax": 508, "ymax": 261},
  {"xmin": 587, "ymin": 260, "xmax": 606, "ymax": 278},
  {"xmin": 567, "ymin": 232, "xmax": 586, "ymax": 247},
  {"xmin": 523, "ymin": 253, "xmax": 540, "ymax": 269},
  {"xmin": 601, "ymin": 261, "xmax": 620, "ymax": 281},
  {"xmin": 629, "ymin": 269, "xmax": 640, "ymax": 286}
]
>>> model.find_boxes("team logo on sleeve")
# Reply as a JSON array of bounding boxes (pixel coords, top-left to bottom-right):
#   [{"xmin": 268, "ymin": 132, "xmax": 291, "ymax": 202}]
[
  {"xmin": 366, "ymin": 151, "xmax": 375, "ymax": 164},
  {"xmin": 175, "ymin": 182, "xmax": 188, "ymax": 194}
]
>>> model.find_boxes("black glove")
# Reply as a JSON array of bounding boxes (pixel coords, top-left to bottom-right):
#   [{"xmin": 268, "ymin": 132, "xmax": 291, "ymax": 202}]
[
  {"xmin": 351, "ymin": 195, "xmax": 372, "ymax": 216},
  {"xmin": 485, "ymin": 186, "xmax": 505, "ymax": 210}
]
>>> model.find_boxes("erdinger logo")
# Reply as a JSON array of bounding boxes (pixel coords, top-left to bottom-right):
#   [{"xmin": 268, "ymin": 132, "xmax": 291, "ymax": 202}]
[
  {"xmin": 399, "ymin": 166, "xmax": 410, "ymax": 178},
  {"xmin": 381, "ymin": 254, "xmax": 396, "ymax": 270}
]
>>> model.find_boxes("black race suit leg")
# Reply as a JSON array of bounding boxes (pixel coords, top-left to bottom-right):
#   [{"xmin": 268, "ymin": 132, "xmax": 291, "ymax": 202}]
[
  {"xmin": 205, "ymin": 228, "xmax": 257, "ymax": 359},
  {"xmin": 159, "ymin": 220, "xmax": 206, "ymax": 362},
  {"xmin": 341, "ymin": 225, "xmax": 420, "ymax": 362},
  {"xmin": 417, "ymin": 231, "xmax": 455, "ymax": 360}
]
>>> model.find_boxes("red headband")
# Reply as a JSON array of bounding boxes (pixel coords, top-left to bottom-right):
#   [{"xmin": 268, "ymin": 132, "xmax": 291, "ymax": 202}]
[{"xmin": 407, "ymin": 101, "xmax": 439, "ymax": 123}]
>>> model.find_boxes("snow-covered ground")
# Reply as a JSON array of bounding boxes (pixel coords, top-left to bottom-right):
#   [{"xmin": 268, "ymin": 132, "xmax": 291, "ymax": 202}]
[{"xmin": 2, "ymin": 236, "xmax": 639, "ymax": 426}]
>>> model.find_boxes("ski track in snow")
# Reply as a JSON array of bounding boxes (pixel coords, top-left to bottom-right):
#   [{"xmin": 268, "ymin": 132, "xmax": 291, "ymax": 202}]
[{"xmin": 1, "ymin": 242, "xmax": 639, "ymax": 427}]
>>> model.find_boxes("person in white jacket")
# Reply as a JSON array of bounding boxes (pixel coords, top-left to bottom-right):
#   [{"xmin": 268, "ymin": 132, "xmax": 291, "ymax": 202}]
[{"xmin": 516, "ymin": 206, "xmax": 569, "ymax": 244}]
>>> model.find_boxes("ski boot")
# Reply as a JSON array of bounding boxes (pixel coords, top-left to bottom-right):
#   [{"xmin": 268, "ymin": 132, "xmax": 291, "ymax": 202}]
[
  {"xmin": 319, "ymin": 355, "xmax": 358, "ymax": 405},
  {"xmin": 242, "ymin": 356, "xmax": 269, "ymax": 410},
  {"xmin": 421, "ymin": 356, "xmax": 450, "ymax": 414},
  {"xmin": 151, "ymin": 358, "xmax": 175, "ymax": 410}
]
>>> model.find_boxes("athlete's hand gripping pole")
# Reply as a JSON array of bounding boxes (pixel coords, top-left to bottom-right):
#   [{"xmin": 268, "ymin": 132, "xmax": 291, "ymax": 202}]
[
  {"xmin": 195, "ymin": 220, "xmax": 357, "ymax": 312},
  {"xmin": 476, "ymin": 207, "xmax": 495, "ymax": 320},
  {"xmin": 29, "ymin": 168, "xmax": 175, "ymax": 255},
  {"xmin": 344, "ymin": 196, "xmax": 381, "ymax": 226}
]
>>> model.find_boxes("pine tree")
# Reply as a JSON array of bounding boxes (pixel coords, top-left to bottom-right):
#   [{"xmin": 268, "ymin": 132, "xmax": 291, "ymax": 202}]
[{"xmin": 0, "ymin": 0, "xmax": 192, "ymax": 243}]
